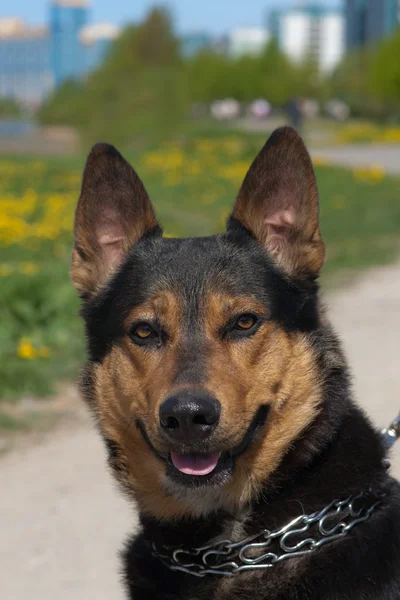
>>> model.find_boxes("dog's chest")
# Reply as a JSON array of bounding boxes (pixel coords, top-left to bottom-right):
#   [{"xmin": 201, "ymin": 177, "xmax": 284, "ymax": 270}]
[{"xmin": 188, "ymin": 561, "xmax": 302, "ymax": 600}]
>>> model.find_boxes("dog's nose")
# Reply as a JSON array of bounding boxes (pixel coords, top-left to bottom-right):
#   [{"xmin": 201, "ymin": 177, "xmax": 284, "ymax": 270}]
[{"xmin": 159, "ymin": 391, "xmax": 220, "ymax": 443}]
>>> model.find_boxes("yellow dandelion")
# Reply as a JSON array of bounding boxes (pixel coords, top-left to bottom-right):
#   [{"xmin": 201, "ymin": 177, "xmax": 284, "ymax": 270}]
[
  {"xmin": 368, "ymin": 164, "xmax": 386, "ymax": 181},
  {"xmin": 217, "ymin": 162, "xmax": 248, "ymax": 182},
  {"xmin": 17, "ymin": 338, "xmax": 37, "ymax": 360},
  {"xmin": 312, "ymin": 155, "xmax": 330, "ymax": 167},
  {"xmin": 19, "ymin": 262, "xmax": 40, "ymax": 275},
  {"xmin": 353, "ymin": 164, "xmax": 385, "ymax": 184}
]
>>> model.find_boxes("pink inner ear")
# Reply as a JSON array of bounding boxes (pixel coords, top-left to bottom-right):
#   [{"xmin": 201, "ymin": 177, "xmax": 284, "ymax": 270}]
[
  {"xmin": 264, "ymin": 207, "xmax": 295, "ymax": 256},
  {"xmin": 96, "ymin": 219, "xmax": 126, "ymax": 270}
]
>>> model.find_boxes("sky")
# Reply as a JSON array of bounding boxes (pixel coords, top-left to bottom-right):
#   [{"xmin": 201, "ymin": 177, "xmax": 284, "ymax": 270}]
[{"xmin": 5, "ymin": 1, "xmax": 342, "ymax": 35}]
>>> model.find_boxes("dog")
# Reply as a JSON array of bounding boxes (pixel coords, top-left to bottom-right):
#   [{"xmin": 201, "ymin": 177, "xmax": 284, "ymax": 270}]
[{"xmin": 71, "ymin": 127, "xmax": 400, "ymax": 599}]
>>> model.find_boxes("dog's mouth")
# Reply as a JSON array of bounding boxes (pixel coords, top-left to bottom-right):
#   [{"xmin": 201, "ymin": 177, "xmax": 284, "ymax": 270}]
[{"xmin": 137, "ymin": 405, "xmax": 269, "ymax": 487}]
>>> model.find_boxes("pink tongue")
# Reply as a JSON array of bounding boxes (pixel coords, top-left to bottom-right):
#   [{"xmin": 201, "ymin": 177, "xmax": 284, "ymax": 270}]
[{"xmin": 170, "ymin": 452, "xmax": 220, "ymax": 476}]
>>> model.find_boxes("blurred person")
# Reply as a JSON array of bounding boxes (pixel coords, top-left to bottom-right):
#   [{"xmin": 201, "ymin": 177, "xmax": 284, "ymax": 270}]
[{"xmin": 286, "ymin": 96, "xmax": 303, "ymax": 130}]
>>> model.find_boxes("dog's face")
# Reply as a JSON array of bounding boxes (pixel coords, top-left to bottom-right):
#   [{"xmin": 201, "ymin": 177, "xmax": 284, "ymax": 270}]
[{"xmin": 71, "ymin": 128, "xmax": 326, "ymax": 520}]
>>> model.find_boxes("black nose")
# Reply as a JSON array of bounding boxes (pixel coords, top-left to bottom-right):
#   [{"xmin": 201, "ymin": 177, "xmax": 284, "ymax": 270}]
[{"xmin": 159, "ymin": 391, "xmax": 220, "ymax": 443}]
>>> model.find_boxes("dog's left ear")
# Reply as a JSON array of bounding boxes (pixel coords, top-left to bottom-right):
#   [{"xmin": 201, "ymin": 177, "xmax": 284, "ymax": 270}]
[{"xmin": 229, "ymin": 127, "xmax": 325, "ymax": 279}]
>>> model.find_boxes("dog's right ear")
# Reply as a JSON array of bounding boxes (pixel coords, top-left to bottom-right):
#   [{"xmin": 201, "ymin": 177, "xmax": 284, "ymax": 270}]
[{"xmin": 71, "ymin": 143, "xmax": 160, "ymax": 299}]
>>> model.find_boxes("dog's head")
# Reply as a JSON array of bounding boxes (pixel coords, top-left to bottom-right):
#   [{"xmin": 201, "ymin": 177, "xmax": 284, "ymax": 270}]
[{"xmin": 71, "ymin": 127, "xmax": 326, "ymax": 520}]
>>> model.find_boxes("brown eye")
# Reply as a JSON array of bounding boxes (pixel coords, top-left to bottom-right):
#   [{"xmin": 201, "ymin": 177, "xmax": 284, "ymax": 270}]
[
  {"xmin": 235, "ymin": 314, "xmax": 257, "ymax": 330},
  {"xmin": 133, "ymin": 323, "xmax": 155, "ymax": 339},
  {"xmin": 129, "ymin": 321, "xmax": 163, "ymax": 348}
]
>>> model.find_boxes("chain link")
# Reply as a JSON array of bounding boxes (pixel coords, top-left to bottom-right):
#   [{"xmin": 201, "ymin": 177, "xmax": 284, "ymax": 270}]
[
  {"xmin": 152, "ymin": 490, "xmax": 385, "ymax": 577},
  {"xmin": 381, "ymin": 413, "xmax": 400, "ymax": 449}
]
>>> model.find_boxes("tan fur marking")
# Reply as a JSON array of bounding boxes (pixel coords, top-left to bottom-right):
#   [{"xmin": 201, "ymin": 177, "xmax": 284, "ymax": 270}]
[
  {"xmin": 84, "ymin": 287, "xmax": 322, "ymax": 520},
  {"xmin": 74, "ymin": 131, "xmax": 327, "ymax": 522}
]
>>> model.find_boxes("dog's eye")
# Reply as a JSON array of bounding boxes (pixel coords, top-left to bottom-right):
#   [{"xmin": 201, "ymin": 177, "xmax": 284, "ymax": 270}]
[
  {"xmin": 129, "ymin": 322, "xmax": 159, "ymax": 345},
  {"xmin": 234, "ymin": 314, "xmax": 257, "ymax": 330},
  {"xmin": 134, "ymin": 323, "xmax": 154, "ymax": 338}
]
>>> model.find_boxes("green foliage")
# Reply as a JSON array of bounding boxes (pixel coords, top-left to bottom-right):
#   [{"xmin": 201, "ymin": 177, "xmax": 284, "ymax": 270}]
[
  {"xmin": 134, "ymin": 7, "xmax": 180, "ymax": 66},
  {"xmin": 257, "ymin": 40, "xmax": 296, "ymax": 105},
  {"xmin": 331, "ymin": 31, "xmax": 400, "ymax": 119},
  {"xmin": 185, "ymin": 40, "xmax": 300, "ymax": 106},
  {"xmin": 0, "ymin": 262, "xmax": 83, "ymax": 399},
  {"xmin": 36, "ymin": 3, "xmax": 400, "ymax": 133},
  {"xmin": 39, "ymin": 5, "xmax": 334, "ymax": 144},
  {"xmin": 39, "ymin": 7, "xmax": 187, "ymax": 146},
  {"xmin": 330, "ymin": 47, "xmax": 377, "ymax": 117},
  {"xmin": 369, "ymin": 31, "xmax": 400, "ymax": 114},
  {"xmin": 2, "ymin": 134, "xmax": 400, "ymax": 401},
  {"xmin": 0, "ymin": 98, "xmax": 21, "ymax": 118},
  {"xmin": 37, "ymin": 80, "xmax": 86, "ymax": 127}
]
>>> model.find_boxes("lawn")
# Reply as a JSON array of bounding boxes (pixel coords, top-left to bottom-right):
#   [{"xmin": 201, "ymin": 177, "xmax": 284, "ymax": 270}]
[
  {"xmin": 334, "ymin": 121, "xmax": 400, "ymax": 145},
  {"xmin": 1, "ymin": 133, "xmax": 400, "ymax": 406}
]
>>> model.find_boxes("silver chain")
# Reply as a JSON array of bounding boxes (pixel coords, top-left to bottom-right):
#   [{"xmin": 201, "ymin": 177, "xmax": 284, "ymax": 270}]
[
  {"xmin": 381, "ymin": 413, "xmax": 400, "ymax": 449},
  {"xmin": 152, "ymin": 413, "xmax": 399, "ymax": 578},
  {"xmin": 152, "ymin": 490, "xmax": 384, "ymax": 577}
]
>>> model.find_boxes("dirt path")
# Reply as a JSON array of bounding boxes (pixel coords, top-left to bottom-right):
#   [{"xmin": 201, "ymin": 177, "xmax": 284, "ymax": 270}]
[
  {"xmin": 312, "ymin": 144, "xmax": 400, "ymax": 175},
  {"xmin": 1, "ymin": 264, "xmax": 399, "ymax": 599},
  {"xmin": 237, "ymin": 117, "xmax": 400, "ymax": 175}
]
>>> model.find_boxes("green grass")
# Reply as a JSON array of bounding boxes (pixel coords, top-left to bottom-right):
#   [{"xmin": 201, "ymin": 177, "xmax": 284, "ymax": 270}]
[{"xmin": 1, "ymin": 132, "xmax": 400, "ymax": 404}]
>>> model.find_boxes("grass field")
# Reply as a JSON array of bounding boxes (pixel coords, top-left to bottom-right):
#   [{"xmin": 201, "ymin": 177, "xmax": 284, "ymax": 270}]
[{"xmin": 1, "ymin": 133, "xmax": 400, "ymax": 409}]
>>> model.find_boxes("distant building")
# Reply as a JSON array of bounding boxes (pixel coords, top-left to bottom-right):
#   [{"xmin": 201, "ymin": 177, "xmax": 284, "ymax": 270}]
[
  {"xmin": 50, "ymin": 0, "xmax": 88, "ymax": 86},
  {"xmin": 0, "ymin": 1, "xmax": 120, "ymax": 107},
  {"xmin": 345, "ymin": 0, "xmax": 367, "ymax": 49},
  {"xmin": 346, "ymin": 0, "xmax": 400, "ymax": 49},
  {"xmin": 0, "ymin": 18, "xmax": 53, "ymax": 106},
  {"xmin": 80, "ymin": 23, "xmax": 120, "ymax": 72},
  {"xmin": 228, "ymin": 27, "xmax": 270, "ymax": 57},
  {"xmin": 270, "ymin": 4, "xmax": 345, "ymax": 73}
]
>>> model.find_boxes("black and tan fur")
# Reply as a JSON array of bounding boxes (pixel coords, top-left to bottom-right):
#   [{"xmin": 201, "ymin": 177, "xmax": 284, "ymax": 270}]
[{"xmin": 71, "ymin": 127, "xmax": 400, "ymax": 599}]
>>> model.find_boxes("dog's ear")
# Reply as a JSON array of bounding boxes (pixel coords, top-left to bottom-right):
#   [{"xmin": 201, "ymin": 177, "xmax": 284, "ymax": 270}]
[
  {"xmin": 229, "ymin": 127, "xmax": 325, "ymax": 279},
  {"xmin": 71, "ymin": 143, "xmax": 160, "ymax": 298}
]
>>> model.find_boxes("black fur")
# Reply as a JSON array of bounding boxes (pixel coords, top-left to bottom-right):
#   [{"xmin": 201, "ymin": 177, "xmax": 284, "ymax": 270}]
[
  {"xmin": 83, "ymin": 225, "xmax": 317, "ymax": 364},
  {"xmin": 76, "ymin": 138, "xmax": 400, "ymax": 598},
  {"xmin": 79, "ymin": 228, "xmax": 400, "ymax": 599},
  {"xmin": 122, "ymin": 397, "xmax": 400, "ymax": 600}
]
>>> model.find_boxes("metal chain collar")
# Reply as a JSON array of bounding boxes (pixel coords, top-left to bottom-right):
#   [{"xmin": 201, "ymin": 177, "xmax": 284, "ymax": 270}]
[
  {"xmin": 381, "ymin": 413, "xmax": 400, "ymax": 449},
  {"xmin": 152, "ymin": 489, "xmax": 385, "ymax": 577},
  {"xmin": 152, "ymin": 414, "xmax": 399, "ymax": 578}
]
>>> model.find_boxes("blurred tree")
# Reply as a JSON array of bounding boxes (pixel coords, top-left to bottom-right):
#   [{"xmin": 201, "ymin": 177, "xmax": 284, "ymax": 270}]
[
  {"xmin": 38, "ymin": 80, "xmax": 86, "ymax": 126},
  {"xmin": 369, "ymin": 31, "xmax": 400, "ymax": 115},
  {"xmin": 185, "ymin": 40, "xmax": 296, "ymax": 107},
  {"xmin": 39, "ymin": 7, "xmax": 187, "ymax": 145},
  {"xmin": 185, "ymin": 51, "xmax": 231, "ymax": 102},
  {"xmin": 41, "ymin": 5, "xmax": 400, "ymax": 140},
  {"xmin": 257, "ymin": 40, "xmax": 295, "ymax": 106},
  {"xmin": 135, "ymin": 7, "xmax": 180, "ymax": 66},
  {"xmin": 330, "ymin": 47, "xmax": 377, "ymax": 117},
  {"xmin": 0, "ymin": 97, "xmax": 21, "ymax": 118}
]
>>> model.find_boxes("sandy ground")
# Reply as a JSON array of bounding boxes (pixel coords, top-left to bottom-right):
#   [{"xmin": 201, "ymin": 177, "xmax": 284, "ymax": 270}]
[
  {"xmin": 312, "ymin": 144, "xmax": 400, "ymax": 175},
  {"xmin": 0, "ymin": 263, "xmax": 399, "ymax": 599},
  {"xmin": 0, "ymin": 126, "xmax": 79, "ymax": 156}
]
